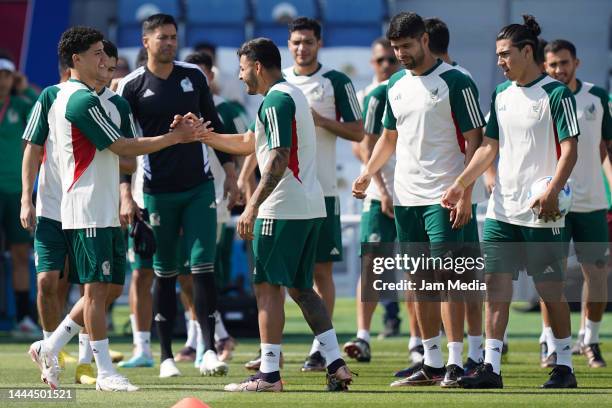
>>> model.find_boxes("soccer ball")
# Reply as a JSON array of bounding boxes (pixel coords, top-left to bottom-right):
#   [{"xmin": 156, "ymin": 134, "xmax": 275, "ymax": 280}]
[{"xmin": 528, "ymin": 176, "xmax": 573, "ymax": 218}]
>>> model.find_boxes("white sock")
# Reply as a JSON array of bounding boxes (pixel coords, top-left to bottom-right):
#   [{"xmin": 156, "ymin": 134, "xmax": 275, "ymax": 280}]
[
  {"xmin": 422, "ymin": 335, "xmax": 444, "ymax": 368},
  {"xmin": 539, "ymin": 322, "xmax": 547, "ymax": 344},
  {"xmin": 408, "ymin": 336, "xmax": 422, "ymax": 350},
  {"xmin": 129, "ymin": 314, "xmax": 136, "ymax": 344},
  {"xmin": 134, "ymin": 331, "xmax": 151, "ymax": 356},
  {"xmin": 356, "ymin": 329, "xmax": 370, "ymax": 343},
  {"xmin": 309, "ymin": 338, "xmax": 322, "ymax": 357},
  {"xmin": 544, "ymin": 326, "xmax": 554, "ymax": 356},
  {"xmin": 43, "ymin": 331, "xmax": 52, "ymax": 340},
  {"xmin": 316, "ymin": 328, "xmax": 342, "ymax": 367},
  {"xmin": 584, "ymin": 319, "xmax": 601, "ymax": 345},
  {"xmin": 91, "ymin": 338, "xmax": 116, "ymax": 378},
  {"xmin": 467, "ymin": 335, "xmax": 484, "ymax": 362},
  {"xmin": 484, "ymin": 339, "xmax": 504, "ymax": 374},
  {"xmin": 185, "ymin": 320, "xmax": 197, "ymax": 349},
  {"xmin": 447, "ymin": 342, "xmax": 463, "ymax": 368},
  {"xmin": 45, "ymin": 316, "xmax": 82, "ymax": 355},
  {"xmin": 196, "ymin": 321, "xmax": 204, "ymax": 354},
  {"xmin": 553, "ymin": 336, "xmax": 573, "ymax": 369},
  {"xmin": 214, "ymin": 311, "xmax": 229, "ymax": 341},
  {"xmin": 260, "ymin": 343, "xmax": 281, "ymax": 373},
  {"xmin": 78, "ymin": 333, "xmax": 93, "ymax": 364}
]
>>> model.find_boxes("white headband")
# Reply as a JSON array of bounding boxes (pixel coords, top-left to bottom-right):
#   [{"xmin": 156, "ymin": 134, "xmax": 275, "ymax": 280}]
[{"xmin": 0, "ymin": 59, "xmax": 15, "ymax": 72}]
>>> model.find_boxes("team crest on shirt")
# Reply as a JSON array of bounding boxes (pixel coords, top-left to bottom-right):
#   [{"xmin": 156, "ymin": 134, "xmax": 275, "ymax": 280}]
[
  {"xmin": 7, "ymin": 109, "xmax": 18, "ymax": 124},
  {"xmin": 428, "ymin": 87, "xmax": 439, "ymax": 102},
  {"xmin": 180, "ymin": 77, "xmax": 194, "ymax": 92},
  {"xmin": 311, "ymin": 84, "xmax": 324, "ymax": 101},
  {"xmin": 584, "ymin": 103, "xmax": 596, "ymax": 121},
  {"xmin": 528, "ymin": 101, "xmax": 542, "ymax": 119},
  {"xmin": 102, "ymin": 261, "xmax": 111, "ymax": 276}
]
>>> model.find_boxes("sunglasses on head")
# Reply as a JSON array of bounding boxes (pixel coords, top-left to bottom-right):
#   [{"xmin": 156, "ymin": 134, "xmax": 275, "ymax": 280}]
[{"xmin": 375, "ymin": 56, "xmax": 398, "ymax": 65}]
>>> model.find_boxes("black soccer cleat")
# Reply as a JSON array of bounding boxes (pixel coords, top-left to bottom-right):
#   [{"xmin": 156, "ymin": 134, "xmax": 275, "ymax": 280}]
[
  {"xmin": 390, "ymin": 364, "xmax": 445, "ymax": 387},
  {"xmin": 457, "ymin": 363, "xmax": 503, "ymax": 389},
  {"xmin": 542, "ymin": 365, "xmax": 577, "ymax": 388},
  {"xmin": 541, "ymin": 351, "xmax": 557, "ymax": 368},
  {"xmin": 440, "ymin": 364, "xmax": 464, "ymax": 388},
  {"xmin": 393, "ymin": 360, "xmax": 423, "ymax": 378},
  {"xmin": 343, "ymin": 338, "xmax": 371, "ymax": 363},
  {"xmin": 463, "ymin": 358, "xmax": 483, "ymax": 377},
  {"xmin": 582, "ymin": 343, "xmax": 606, "ymax": 368},
  {"xmin": 301, "ymin": 351, "xmax": 326, "ymax": 372}
]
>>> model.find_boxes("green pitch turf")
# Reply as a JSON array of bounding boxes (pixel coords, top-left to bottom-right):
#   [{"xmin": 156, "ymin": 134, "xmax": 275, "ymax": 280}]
[{"xmin": 1, "ymin": 299, "xmax": 611, "ymax": 407}]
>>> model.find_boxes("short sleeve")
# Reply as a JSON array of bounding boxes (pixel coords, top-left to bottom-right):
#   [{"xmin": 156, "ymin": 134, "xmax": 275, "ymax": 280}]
[
  {"xmin": 588, "ymin": 86, "xmax": 612, "ymax": 141},
  {"xmin": 363, "ymin": 85, "xmax": 387, "ymax": 135},
  {"xmin": 23, "ymin": 86, "xmax": 58, "ymax": 146},
  {"xmin": 547, "ymin": 85, "xmax": 580, "ymax": 141},
  {"xmin": 65, "ymin": 90, "xmax": 122, "ymax": 151},
  {"xmin": 441, "ymin": 70, "xmax": 486, "ymax": 133},
  {"xmin": 261, "ymin": 90, "xmax": 295, "ymax": 150},
  {"xmin": 324, "ymin": 70, "xmax": 362, "ymax": 122},
  {"xmin": 112, "ymin": 95, "xmax": 137, "ymax": 139},
  {"xmin": 484, "ymin": 92, "xmax": 499, "ymax": 140},
  {"xmin": 382, "ymin": 88, "xmax": 397, "ymax": 130}
]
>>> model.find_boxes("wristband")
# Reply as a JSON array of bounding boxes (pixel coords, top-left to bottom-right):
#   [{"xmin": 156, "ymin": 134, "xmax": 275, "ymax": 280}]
[{"xmin": 456, "ymin": 177, "xmax": 467, "ymax": 189}]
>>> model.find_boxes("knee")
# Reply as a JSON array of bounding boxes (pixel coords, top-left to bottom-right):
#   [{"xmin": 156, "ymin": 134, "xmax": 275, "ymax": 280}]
[
  {"xmin": 84, "ymin": 283, "xmax": 109, "ymax": 302},
  {"xmin": 11, "ymin": 244, "xmax": 30, "ymax": 265},
  {"xmin": 107, "ymin": 285, "xmax": 123, "ymax": 303},
  {"xmin": 133, "ymin": 270, "xmax": 153, "ymax": 291},
  {"xmin": 37, "ymin": 273, "xmax": 58, "ymax": 296}
]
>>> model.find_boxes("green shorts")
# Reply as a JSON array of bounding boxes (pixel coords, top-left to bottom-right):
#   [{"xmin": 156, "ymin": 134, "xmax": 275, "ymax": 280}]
[
  {"xmin": 144, "ymin": 180, "xmax": 217, "ymax": 277},
  {"xmin": 482, "ymin": 218, "xmax": 566, "ymax": 282},
  {"xmin": 315, "ymin": 196, "xmax": 343, "ymax": 263},
  {"xmin": 359, "ymin": 199, "xmax": 396, "ymax": 256},
  {"xmin": 253, "ymin": 217, "xmax": 323, "ymax": 289},
  {"xmin": 394, "ymin": 204, "xmax": 463, "ymax": 257},
  {"xmin": 65, "ymin": 227, "xmax": 126, "ymax": 285},
  {"xmin": 563, "ymin": 210, "xmax": 609, "ymax": 265},
  {"xmin": 127, "ymin": 233, "xmax": 190, "ymax": 275},
  {"xmin": 34, "ymin": 217, "xmax": 68, "ymax": 275},
  {"xmin": 0, "ymin": 191, "xmax": 31, "ymax": 244}
]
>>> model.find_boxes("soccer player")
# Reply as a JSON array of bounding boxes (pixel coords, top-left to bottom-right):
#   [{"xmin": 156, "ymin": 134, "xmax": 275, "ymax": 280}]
[
  {"xmin": 352, "ymin": 12, "xmax": 485, "ymax": 387},
  {"xmin": 25, "ymin": 26, "xmax": 206, "ymax": 391},
  {"xmin": 425, "ymin": 16, "xmax": 487, "ymax": 373},
  {"xmin": 442, "ymin": 15, "xmax": 579, "ymax": 388},
  {"xmin": 283, "ymin": 17, "xmax": 364, "ymax": 371},
  {"xmin": 193, "ymin": 37, "xmax": 353, "ymax": 392},
  {"xmin": 0, "ymin": 51, "xmax": 38, "ymax": 338},
  {"xmin": 541, "ymin": 39, "xmax": 611, "ymax": 368},
  {"xmin": 116, "ymin": 13, "xmax": 236, "ymax": 377},
  {"xmin": 343, "ymin": 37, "xmax": 401, "ymax": 363}
]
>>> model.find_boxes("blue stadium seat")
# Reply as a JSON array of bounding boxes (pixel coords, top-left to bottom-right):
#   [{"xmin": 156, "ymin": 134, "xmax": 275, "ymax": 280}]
[
  {"xmin": 185, "ymin": 0, "xmax": 248, "ymax": 47},
  {"xmin": 321, "ymin": 0, "xmax": 386, "ymax": 46},
  {"xmin": 116, "ymin": 0, "xmax": 181, "ymax": 47},
  {"xmin": 253, "ymin": 0, "xmax": 318, "ymax": 45}
]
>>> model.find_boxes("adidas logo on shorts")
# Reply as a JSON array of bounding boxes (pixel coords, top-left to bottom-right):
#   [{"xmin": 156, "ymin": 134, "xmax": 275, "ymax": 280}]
[{"xmin": 330, "ymin": 247, "xmax": 340, "ymax": 256}]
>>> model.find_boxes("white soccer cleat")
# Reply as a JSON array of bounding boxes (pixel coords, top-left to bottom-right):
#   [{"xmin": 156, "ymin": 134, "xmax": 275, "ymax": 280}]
[
  {"xmin": 200, "ymin": 350, "xmax": 228, "ymax": 376},
  {"xmin": 96, "ymin": 373, "xmax": 139, "ymax": 392},
  {"xmin": 28, "ymin": 340, "xmax": 61, "ymax": 390},
  {"xmin": 159, "ymin": 358, "xmax": 181, "ymax": 378}
]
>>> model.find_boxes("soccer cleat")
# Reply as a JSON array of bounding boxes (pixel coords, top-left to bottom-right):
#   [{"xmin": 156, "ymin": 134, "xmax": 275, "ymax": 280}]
[
  {"xmin": 216, "ymin": 337, "xmax": 237, "ymax": 362},
  {"xmin": 118, "ymin": 353, "xmax": 154, "ymax": 368},
  {"xmin": 390, "ymin": 364, "xmax": 445, "ymax": 386},
  {"xmin": 457, "ymin": 363, "xmax": 503, "ymax": 389},
  {"xmin": 13, "ymin": 316, "xmax": 42, "ymax": 340},
  {"xmin": 393, "ymin": 361, "xmax": 423, "ymax": 378},
  {"xmin": 224, "ymin": 374, "xmax": 283, "ymax": 392},
  {"xmin": 326, "ymin": 365, "xmax": 353, "ymax": 391},
  {"xmin": 541, "ymin": 351, "xmax": 557, "ymax": 368},
  {"xmin": 440, "ymin": 364, "xmax": 464, "ymax": 388},
  {"xmin": 59, "ymin": 350, "xmax": 77, "ymax": 367},
  {"xmin": 541, "ymin": 365, "xmax": 577, "ymax": 388},
  {"xmin": 200, "ymin": 350, "xmax": 228, "ymax": 376},
  {"xmin": 28, "ymin": 340, "xmax": 61, "ymax": 390},
  {"xmin": 463, "ymin": 358, "xmax": 482, "ymax": 377},
  {"xmin": 409, "ymin": 344, "xmax": 425, "ymax": 364},
  {"xmin": 96, "ymin": 373, "xmax": 139, "ymax": 392},
  {"xmin": 75, "ymin": 363, "xmax": 96, "ymax": 385},
  {"xmin": 301, "ymin": 351, "xmax": 326, "ymax": 372},
  {"xmin": 159, "ymin": 358, "xmax": 181, "ymax": 378},
  {"xmin": 582, "ymin": 343, "xmax": 606, "ymax": 368},
  {"xmin": 174, "ymin": 346, "xmax": 196, "ymax": 363},
  {"xmin": 244, "ymin": 350, "xmax": 283, "ymax": 371},
  {"xmin": 109, "ymin": 349, "xmax": 124, "ymax": 363},
  {"xmin": 378, "ymin": 317, "xmax": 401, "ymax": 339},
  {"xmin": 343, "ymin": 338, "xmax": 371, "ymax": 362}
]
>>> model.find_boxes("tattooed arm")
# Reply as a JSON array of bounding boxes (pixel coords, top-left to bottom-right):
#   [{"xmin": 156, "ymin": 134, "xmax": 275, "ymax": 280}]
[{"xmin": 236, "ymin": 147, "xmax": 289, "ymax": 240}]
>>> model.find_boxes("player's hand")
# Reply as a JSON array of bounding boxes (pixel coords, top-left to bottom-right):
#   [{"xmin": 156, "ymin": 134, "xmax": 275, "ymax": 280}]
[
  {"xmin": 352, "ymin": 173, "xmax": 371, "ymax": 199},
  {"xmin": 120, "ymin": 196, "xmax": 141, "ymax": 228},
  {"xmin": 20, "ymin": 199, "xmax": 36, "ymax": 232},
  {"xmin": 450, "ymin": 198, "xmax": 471, "ymax": 229},
  {"xmin": 237, "ymin": 205, "xmax": 258, "ymax": 241},
  {"xmin": 224, "ymin": 172, "xmax": 240, "ymax": 210},
  {"xmin": 310, "ymin": 108, "xmax": 326, "ymax": 127},
  {"xmin": 531, "ymin": 189, "xmax": 561, "ymax": 222},
  {"xmin": 484, "ymin": 171, "xmax": 496, "ymax": 194},
  {"xmin": 170, "ymin": 112, "xmax": 202, "ymax": 129},
  {"xmin": 441, "ymin": 181, "xmax": 465, "ymax": 209},
  {"xmin": 381, "ymin": 191, "xmax": 395, "ymax": 219}
]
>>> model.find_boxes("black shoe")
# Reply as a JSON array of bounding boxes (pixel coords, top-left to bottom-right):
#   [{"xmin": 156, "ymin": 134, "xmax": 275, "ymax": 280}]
[
  {"xmin": 390, "ymin": 364, "xmax": 445, "ymax": 386},
  {"xmin": 301, "ymin": 351, "xmax": 326, "ymax": 372},
  {"xmin": 457, "ymin": 363, "xmax": 503, "ymax": 389},
  {"xmin": 343, "ymin": 338, "xmax": 371, "ymax": 362},
  {"xmin": 463, "ymin": 358, "xmax": 483, "ymax": 376},
  {"xmin": 440, "ymin": 364, "xmax": 464, "ymax": 388},
  {"xmin": 378, "ymin": 318, "xmax": 401, "ymax": 339},
  {"xmin": 583, "ymin": 343, "xmax": 607, "ymax": 368},
  {"xmin": 409, "ymin": 344, "xmax": 424, "ymax": 364},
  {"xmin": 393, "ymin": 360, "xmax": 423, "ymax": 378},
  {"xmin": 541, "ymin": 351, "xmax": 557, "ymax": 368},
  {"xmin": 542, "ymin": 365, "xmax": 577, "ymax": 388}
]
